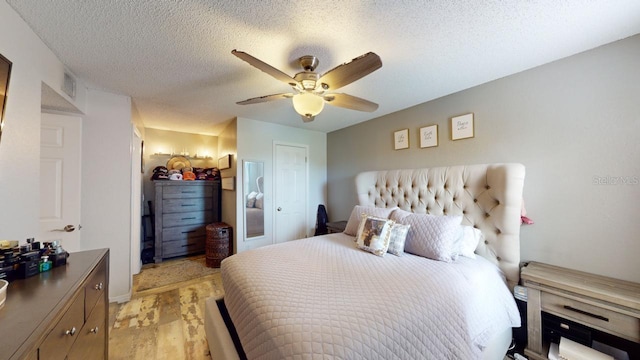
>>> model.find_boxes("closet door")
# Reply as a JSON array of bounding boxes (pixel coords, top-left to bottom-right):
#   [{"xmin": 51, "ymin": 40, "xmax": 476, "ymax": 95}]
[{"xmin": 274, "ymin": 144, "xmax": 307, "ymax": 243}]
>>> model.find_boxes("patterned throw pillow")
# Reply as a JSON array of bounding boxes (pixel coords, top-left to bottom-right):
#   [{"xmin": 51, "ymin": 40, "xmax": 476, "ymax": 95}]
[
  {"xmin": 399, "ymin": 213, "xmax": 463, "ymax": 262},
  {"xmin": 355, "ymin": 214, "xmax": 394, "ymax": 257},
  {"xmin": 344, "ymin": 205, "xmax": 397, "ymax": 236},
  {"xmin": 387, "ymin": 223, "xmax": 411, "ymax": 256}
]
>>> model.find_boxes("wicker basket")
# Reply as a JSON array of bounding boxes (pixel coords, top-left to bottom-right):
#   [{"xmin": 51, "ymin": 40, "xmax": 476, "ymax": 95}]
[{"xmin": 205, "ymin": 222, "xmax": 232, "ymax": 268}]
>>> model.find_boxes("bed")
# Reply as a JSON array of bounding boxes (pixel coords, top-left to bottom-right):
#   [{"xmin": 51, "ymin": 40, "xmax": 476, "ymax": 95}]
[{"xmin": 206, "ymin": 163, "xmax": 526, "ymax": 359}]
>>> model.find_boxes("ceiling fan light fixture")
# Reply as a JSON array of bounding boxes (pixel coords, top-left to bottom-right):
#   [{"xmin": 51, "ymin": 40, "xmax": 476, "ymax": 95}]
[{"xmin": 292, "ymin": 92, "xmax": 324, "ymax": 118}]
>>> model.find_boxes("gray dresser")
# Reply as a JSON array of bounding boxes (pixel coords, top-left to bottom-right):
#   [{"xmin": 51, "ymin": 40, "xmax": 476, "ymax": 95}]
[{"xmin": 154, "ymin": 180, "xmax": 221, "ymax": 262}]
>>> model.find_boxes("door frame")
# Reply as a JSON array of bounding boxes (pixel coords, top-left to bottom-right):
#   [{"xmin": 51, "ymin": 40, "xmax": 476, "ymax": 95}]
[
  {"xmin": 130, "ymin": 126, "xmax": 142, "ymax": 277},
  {"xmin": 272, "ymin": 141, "xmax": 309, "ymax": 242}
]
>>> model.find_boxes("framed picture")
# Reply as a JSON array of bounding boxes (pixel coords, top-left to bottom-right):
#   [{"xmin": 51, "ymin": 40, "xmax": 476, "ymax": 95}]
[
  {"xmin": 393, "ymin": 129, "xmax": 409, "ymax": 150},
  {"xmin": 419, "ymin": 125, "xmax": 438, "ymax": 148},
  {"xmin": 0, "ymin": 53, "xmax": 12, "ymax": 144},
  {"xmin": 218, "ymin": 154, "xmax": 232, "ymax": 170},
  {"xmin": 451, "ymin": 113, "xmax": 474, "ymax": 140},
  {"xmin": 221, "ymin": 176, "xmax": 235, "ymax": 191}
]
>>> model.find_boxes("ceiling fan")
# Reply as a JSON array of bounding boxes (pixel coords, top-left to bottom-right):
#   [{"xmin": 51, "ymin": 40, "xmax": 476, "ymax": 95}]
[{"xmin": 232, "ymin": 49, "xmax": 382, "ymax": 122}]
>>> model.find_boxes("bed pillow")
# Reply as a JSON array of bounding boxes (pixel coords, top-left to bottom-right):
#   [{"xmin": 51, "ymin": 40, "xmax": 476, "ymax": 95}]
[
  {"xmin": 389, "ymin": 208, "xmax": 413, "ymax": 223},
  {"xmin": 255, "ymin": 193, "xmax": 264, "ymax": 209},
  {"xmin": 456, "ymin": 226, "xmax": 483, "ymax": 259},
  {"xmin": 387, "ymin": 223, "xmax": 410, "ymax": 256},
  {"xmin": 399, "ymin": 213, "xmax": 463, "ymax": 262},
  {"xmin": 355, "ymin": 214, "xmax": 394, "ymax": 257},
  {"xmin": 246, "ymin": 191, "xmax": 257, "ymax": 208},
  {"xmin": 344, "ymin": 205, "xmax": 397, "ymax": 236}
]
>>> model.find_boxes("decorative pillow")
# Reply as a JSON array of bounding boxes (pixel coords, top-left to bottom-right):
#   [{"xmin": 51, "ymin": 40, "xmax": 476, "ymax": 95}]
[
  {"xmin": 456, "ymin": 226, "xmax": 483, "ymax": 259},
  {"xmin": 344, "ymin": 205, "xmax": 397, "ymax": 236},
  {"xmin": 399, "ymin": 214, "xmax": 463, "ymax": 262},
  {"xmin": 254, "ymin": 193, "xmax": 264, "ymax": 209},
  {"xmin": 389, "ymin": 208, "xmax": 412, "ymax": 223},
  {"xmin": 355, "ymin": 214, "xmax": 394, "ymax": 257},
  {"xmin": 246, "ymin": 191, "xmax": 257, "ymax": 208},
  {"xmin": 387, "ymin": 223, "xmax": 410, "ymax": 256}
]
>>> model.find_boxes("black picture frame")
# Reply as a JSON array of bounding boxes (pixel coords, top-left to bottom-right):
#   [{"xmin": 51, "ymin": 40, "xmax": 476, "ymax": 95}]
[{"xmin": 0, "ymin": 53, "xmax": 12, "ymax": 144}]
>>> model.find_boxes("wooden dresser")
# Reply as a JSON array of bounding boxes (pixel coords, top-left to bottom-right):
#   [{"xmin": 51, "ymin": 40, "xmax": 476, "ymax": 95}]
[
  {"xmin": 0, "ymin": 249, "xmax": 109, "ymax": 360},
  {"xmin": 154, "ymin": 180, "xmax": 221, "ymax": 262},
  {"xmin": 521, "ymin": 261, "xmax": 640, "ymax": 359}
]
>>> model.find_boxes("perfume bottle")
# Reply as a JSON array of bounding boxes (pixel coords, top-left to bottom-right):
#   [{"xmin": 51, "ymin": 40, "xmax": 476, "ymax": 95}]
[{"xmin": 39, "ymin": 256, "xmax": 51, "ymax": 272}]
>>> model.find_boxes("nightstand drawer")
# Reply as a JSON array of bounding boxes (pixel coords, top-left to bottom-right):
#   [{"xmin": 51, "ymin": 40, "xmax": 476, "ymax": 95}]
[{"xmin": 541, "ymin": 292, "xmax": 640, "ymax": 342}]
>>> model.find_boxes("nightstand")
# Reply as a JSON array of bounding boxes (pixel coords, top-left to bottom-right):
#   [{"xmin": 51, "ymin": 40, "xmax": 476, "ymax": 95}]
[
  {"xmin": 326, "ymin": 221, "xmax": 347, "ymax": 234},
  {"xmin": 521, "ymin": 261, "xmax": 640, "ymax": 359}
]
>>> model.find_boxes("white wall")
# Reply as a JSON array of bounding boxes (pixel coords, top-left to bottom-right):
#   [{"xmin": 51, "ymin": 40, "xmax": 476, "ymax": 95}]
[
  {"xmin": 236, "ymin": 117, "xmax": 327, "ymax": 253},
  {"xmin": 81, "ymin": 89, "xmax": 133, "ymax": 302},
  {"xmin": 0, "ymin": 1, "xmax": 86, "ymax": 241},
  {"xmin": 327, "ymin": 35, "xmax": 640, "ymax": 283}
]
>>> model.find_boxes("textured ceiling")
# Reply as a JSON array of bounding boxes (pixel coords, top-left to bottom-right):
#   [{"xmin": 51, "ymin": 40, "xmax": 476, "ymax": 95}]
[{"xmin": 7, "ymin": 0, "xmax": 640, "ymax": 135}]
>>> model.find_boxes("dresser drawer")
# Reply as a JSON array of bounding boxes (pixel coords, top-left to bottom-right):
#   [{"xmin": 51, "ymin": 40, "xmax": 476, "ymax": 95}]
[
  {"xmin": 541, "ymin": 292, "xmax": 640, "ymax": 342},
  {"xmin": 84, "ymin": 259, "xmax": 106, "ymax": 320},
  {"xmin": 162, "ymin": 185, "xmax": 213, "ymax": 199},
  {"xmin": 162, "ymin": 224, "xmax": 207, "ymax": 241},
  {"xmin": 162, "ymin": 211, "xmax": 213, "ymax": 228},
  {"xmin": 162, "ymin": 238, "xmax": 205, "ymax": 258},
  {"xmin": 39, "ymin": 292, "xmax": 85, "ymax": 360},
  {"xmin": 67, "ymin": 296, "xmax": 106, "ymax": 360},
  {"xmin": 162, "ymin": 198, "xmax": 212, "ymax": 213}
]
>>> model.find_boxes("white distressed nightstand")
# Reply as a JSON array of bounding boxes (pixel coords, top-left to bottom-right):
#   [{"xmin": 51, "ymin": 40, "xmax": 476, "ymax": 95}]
[{"xmin": 521, "ymin": 261, "xmax": 640, "ymax": 359}]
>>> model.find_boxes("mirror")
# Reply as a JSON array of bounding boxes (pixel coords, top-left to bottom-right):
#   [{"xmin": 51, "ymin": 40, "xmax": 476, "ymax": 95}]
[
  {"xmin": 243, "ymin": 160, "xmax": 264, "ymax": 239},
  {"xmin": 0, "ymin": 53, "xmax": 12, "ymax": 144}
]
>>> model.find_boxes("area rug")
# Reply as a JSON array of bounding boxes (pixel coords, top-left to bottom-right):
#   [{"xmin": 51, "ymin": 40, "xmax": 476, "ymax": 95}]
[{"xmin": 133, "ymin": 255, "xmax": 221, "ymax": 295}]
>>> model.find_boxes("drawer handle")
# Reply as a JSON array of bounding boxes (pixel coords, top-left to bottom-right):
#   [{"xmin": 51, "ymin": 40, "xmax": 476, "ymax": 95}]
[
  {"xmin": 65, "ymin": 327, "xmax": 77, "ymax": 336},
  {"xmin": 181, "ymin": 191, "xmax": 196, "ymax": 193},
  {"xmin": 181, "ymin": 230, "xmax": 197, "ymax": 234},
  {"xmin": 94, "ymin": 282, "xmax": 103, "ymax": 291},
  {"xmin": 90, "ymin": 327, "xmax": 99, "ymax": 334},
  {"xmin": 181, "ymin": 217, "xmax": 196, "ymax": 220},
  {"xmin": 563, "ymin": 305, "xmax": 609, "ymax": 322}
]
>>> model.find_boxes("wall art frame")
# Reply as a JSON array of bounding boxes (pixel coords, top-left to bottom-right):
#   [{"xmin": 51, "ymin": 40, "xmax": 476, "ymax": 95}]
[
  {"xmin": 451, "ymin": 113, "xmax": 474, "ymax": 140},
  {"xmin": 0, "ymin": 53, "xmax": 13, "ymax": 144},
  {"xmin": 221, "ymin": 176, "xmax": 235, "ymax": 191},
  {"xmin": 419, "ymin": 124, "xmax": 438, "ymax": 148},
  {"xmin": 393, "ymin": 128, "xmax": 409, "ymax": 150},
  {"xmin": 218, "ymin": 154, "xmax": 232, "ymax": 170}
]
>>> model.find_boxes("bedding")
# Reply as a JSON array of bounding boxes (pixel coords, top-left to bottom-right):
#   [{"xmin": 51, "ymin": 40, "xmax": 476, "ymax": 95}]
[{"xmin": 222, "ymin": 232, "xmax": 521, "ymax": 359}]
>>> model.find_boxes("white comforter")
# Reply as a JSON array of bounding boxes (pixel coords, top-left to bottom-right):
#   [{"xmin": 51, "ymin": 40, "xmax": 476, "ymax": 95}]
[{"xmin": 222, "ymin": 233, "xmax": 520, "ymax": 360}]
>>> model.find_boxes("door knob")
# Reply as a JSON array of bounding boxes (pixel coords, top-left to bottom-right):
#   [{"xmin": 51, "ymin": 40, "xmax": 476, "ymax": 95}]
[
  {"xmin": 53, "ymin": 225, "xmax": 76, "ymax": 232},
  {"xmin": 277, "ymin": 207, "xmax": 282, "ymax": 211}
]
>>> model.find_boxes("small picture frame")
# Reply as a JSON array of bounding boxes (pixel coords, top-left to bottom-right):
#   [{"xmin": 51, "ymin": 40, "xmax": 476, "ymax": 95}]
[
  {"xmin": 451, "ymin": 113, "xmax": 474, "ymax": 140},
  {"xmin": 218, "ymin": 154, "xmax": 232, "ymax": 170},
  {"xmin": 221, "ymin": 176, "xmax": 235, "ymax": 191},
  {"xmin": 419, "ymin": 125, "xmax": 438, "ymax": 148},
  {"xmin": 393, "ymin": 129, "xmax": 409, "ymax": 150}
]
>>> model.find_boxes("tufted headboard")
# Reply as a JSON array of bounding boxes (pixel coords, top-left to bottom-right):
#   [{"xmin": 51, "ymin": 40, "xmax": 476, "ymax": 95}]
[{"xmin": 355, "ymin": 163, "xmax": 525, "ymax": 289}]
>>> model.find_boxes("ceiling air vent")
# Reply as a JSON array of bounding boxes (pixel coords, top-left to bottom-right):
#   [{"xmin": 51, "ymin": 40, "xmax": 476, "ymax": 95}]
[{"xmin": 62, "ymin": 72, "xmax": 76, "ymax": 99}]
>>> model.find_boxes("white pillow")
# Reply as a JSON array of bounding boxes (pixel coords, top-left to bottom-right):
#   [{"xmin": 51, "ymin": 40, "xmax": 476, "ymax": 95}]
[
  {"xmin": 387, "ymin": 223, "xmax": 410, "ymax": 256},
  {"xmin": 399, "ymin": 213, "xmax": 463, "ymax": 262},
  {"xmin": 255, "ymin": 193, "xmax": 264, "ymax": 209},
  {"xmin": 246, "ymin": 191, "xmax": 257, "ymax": 208},
  {"xmin": 456, "ymin": 226, "xmax": 483, "ymax": 259},
  {"xmin": 344, "ymin": 205, "xmax": 397, "ymax": 236},
  {"xmin": 355, "ymin": 214, "xmax": 394, "ymax": 257}
]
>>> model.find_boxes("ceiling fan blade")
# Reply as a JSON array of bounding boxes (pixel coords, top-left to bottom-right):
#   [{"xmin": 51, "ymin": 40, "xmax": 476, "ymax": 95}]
[
  {"xmin": 324, "ymin": 93, "xmax": 378, "ymax": 112},
  {"xmin": 236, "ymin": 93, "xmax": 293, "ymax": 105},
  {"xmin": 318, "ymin": 52, "xmax": 382, "ymax": 91},
  {"xmin": 232, "ymin": 50, "xmax": 298, "ymax": 87}
]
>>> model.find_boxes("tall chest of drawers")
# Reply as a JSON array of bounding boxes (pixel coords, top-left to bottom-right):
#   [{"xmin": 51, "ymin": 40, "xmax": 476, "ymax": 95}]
[{"xmin": 154, "ymin": 180, "xmax": 221, "ymax": 262}]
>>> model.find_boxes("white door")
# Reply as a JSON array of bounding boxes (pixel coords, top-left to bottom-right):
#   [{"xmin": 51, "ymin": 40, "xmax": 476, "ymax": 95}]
[
  {"xmin": 274, "ymin": 144, "xmax": 307, "ymax": 243},
  {"xmin": 40, "ymin": 113, "xmax": 82, "ymax": 252}
]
